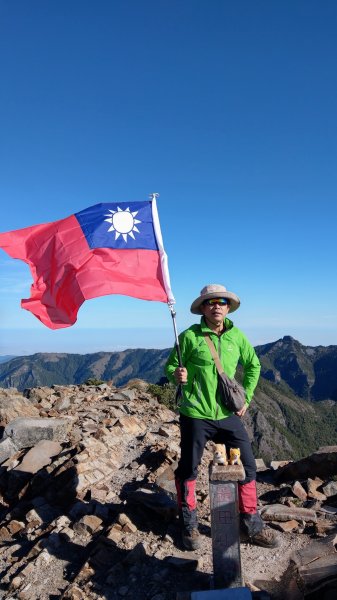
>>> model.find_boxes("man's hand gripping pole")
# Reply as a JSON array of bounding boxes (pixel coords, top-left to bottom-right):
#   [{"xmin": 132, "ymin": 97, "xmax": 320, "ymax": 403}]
[{"xmin": 168, "ymin": 303, "xmax": 183, "ymax": 402}]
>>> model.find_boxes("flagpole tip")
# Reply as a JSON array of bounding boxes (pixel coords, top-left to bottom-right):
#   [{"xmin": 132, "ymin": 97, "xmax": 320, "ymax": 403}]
[{"xmin": 149, "ymin": 192, "xmax": 160, "ymax": 200}]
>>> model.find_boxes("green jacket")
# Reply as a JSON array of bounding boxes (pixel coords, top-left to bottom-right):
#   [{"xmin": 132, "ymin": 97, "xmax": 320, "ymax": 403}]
[{"xmin": 165, "ymin": 317, "xmax": 261, "ymax": 420}]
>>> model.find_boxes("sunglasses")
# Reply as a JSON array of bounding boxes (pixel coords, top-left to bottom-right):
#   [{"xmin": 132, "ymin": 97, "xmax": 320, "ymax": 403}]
[{"xmin": 203, "ymin": 298, "xmax": 229, "ymax": 306}]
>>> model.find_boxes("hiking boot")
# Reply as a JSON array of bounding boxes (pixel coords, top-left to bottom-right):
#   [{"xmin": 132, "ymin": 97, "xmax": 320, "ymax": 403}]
[
  {"xmin": 249, "ymin": 527, "xmax": 280, "ymax": 548},
  {"xmin": 182, "ymin": 527, "xmax": 201, "ymax": 551},
  {"xmin": 240, "ymin": 513, "xmax": 280, "ymax": 548}
]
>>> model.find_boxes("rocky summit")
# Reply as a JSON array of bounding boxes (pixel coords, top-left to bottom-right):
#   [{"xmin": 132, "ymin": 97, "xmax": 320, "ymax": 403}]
[
  {"xmin": 0, "ymin": 382, "xmax": 336, "ymax": 600},
  {"xmin": 1, "ymin": 340, "xmax": 337, "ymax": 465}
]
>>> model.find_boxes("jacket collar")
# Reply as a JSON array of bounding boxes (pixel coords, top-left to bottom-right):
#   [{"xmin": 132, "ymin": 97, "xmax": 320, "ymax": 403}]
[{"xmin": 200, "ymin": 316, "xmax": 233, "ymax": 334}]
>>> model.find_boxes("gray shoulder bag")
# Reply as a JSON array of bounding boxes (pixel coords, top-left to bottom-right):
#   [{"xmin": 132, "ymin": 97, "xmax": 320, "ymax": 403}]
[{"xmin": 204, "ymin": 334, "xmax": 246, "ymax": 413}]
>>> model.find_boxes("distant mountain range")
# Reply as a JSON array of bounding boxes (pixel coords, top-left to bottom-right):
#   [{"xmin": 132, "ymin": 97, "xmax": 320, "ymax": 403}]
[
  {"xmin": 0, "ymin": 336, "xmax": 336, "ymax": 461},
  {"xmin": 0, "ymin": 348, "xmax": 171, "ymax": 391},
  {"xmin": 0, "ymin": 336, "xmax": 336, "ymax": 402}
]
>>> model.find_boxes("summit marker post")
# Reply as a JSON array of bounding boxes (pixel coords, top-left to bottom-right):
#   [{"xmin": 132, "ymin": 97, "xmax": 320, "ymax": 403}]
[{"xmin": 209, "ymin": 462, "xmax": 245, "ymax": 589}]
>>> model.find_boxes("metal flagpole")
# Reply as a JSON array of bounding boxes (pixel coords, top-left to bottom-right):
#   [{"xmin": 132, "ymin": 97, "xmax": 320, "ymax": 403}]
[
  {"xmin": 149, "ymin": 191, "xmax": 182, "ymax": 364},
  {"xmin": 168, "ymin": 302, "xmax": 183, "ymax": 402},
  {"xmin": 168, "ymin": 302, "xmax": 183, "ymax": 367},
  {"xmin": 149, "ymin": 192, "xmax": 183, "ymax": 401}
]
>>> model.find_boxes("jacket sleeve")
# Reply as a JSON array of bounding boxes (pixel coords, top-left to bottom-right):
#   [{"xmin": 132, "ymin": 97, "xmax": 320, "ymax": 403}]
[
  {"xmin": 165, "ymin": 344, "xmax": 179, "ymax": 383},
  {"xmin": 239, "ymin": 333, "xmax": 261, "ymax": 404}
]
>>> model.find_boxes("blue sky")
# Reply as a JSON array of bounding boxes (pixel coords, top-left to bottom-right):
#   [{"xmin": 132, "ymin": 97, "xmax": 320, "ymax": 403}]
[{"xmin": 0, "ymin": 0, "xmax": 336, "ymax": 355}]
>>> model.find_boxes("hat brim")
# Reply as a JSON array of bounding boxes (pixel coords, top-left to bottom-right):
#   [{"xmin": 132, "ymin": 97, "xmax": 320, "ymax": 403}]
[{"xmin": 190, "ymin": 291, "xmax": 240, "ymax": 315}]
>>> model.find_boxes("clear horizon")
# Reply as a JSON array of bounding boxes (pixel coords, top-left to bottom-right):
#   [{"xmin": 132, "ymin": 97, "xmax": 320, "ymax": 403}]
[{"xmin": 1, "ymin": 326, "xmax": 335, "ymax": 358}]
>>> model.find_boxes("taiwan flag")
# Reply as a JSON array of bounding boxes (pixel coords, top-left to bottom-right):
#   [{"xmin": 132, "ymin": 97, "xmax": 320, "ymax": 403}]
[{"xmin": 0, "ymin": 198, "xmax": 175, "ymax": 329}]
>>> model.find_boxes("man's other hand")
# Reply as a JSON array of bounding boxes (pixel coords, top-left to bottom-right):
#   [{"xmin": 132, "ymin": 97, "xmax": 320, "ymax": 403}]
[
  {"xmin": 235, "ymin": 404, "xmax": 248, "ymax": 417},
  {"xmin": 174, "ymin": 367, "xmax": 188, "ymax": 384}
]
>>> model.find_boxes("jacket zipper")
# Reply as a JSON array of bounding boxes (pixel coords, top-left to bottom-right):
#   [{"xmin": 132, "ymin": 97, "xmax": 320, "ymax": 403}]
[{"xmin": 214, "ymin": 335, "xmax": 222, "ymax": 419}]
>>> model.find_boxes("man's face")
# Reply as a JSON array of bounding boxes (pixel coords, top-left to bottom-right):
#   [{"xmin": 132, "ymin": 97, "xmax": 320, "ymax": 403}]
[{"xmin": 200, "ymin": 298, "xmax": 230, "ymax": 326}]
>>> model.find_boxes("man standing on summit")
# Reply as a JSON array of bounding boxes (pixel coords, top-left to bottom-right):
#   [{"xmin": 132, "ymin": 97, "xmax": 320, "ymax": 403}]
[{"xmin": 165, "ymin": 284, "xmax": 279, "ymax": 551}]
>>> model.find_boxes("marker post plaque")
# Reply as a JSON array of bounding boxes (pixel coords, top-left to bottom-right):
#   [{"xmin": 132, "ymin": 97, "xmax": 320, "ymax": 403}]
[{"xmin": 209, "ymin": 463, "xmax": 245, "ymax": 589}]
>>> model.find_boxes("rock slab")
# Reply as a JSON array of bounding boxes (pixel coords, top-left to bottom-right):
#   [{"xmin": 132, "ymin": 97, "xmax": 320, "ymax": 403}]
[
  {"xmin": 276, "ymin": 446, "xmax": 337, "ymax": 482},
  {"xmin": 4, "ymin": 417, "xmax": 73, "ymax": 449},
  {"xmin": 14, "ymin": 440, "xmax": 62, "ymax": 474}
]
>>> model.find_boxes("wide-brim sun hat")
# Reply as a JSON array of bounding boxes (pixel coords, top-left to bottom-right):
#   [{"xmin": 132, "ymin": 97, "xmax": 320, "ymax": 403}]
[{"xmin": 190, "ymin": 284, "xmax": 240, "ymax": 315}]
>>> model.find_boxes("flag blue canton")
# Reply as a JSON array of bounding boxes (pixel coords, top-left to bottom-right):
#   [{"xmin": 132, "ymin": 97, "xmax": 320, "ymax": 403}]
[{"xmin": 75, "ymin": 201, "xmax": 158, "ymax": 250}]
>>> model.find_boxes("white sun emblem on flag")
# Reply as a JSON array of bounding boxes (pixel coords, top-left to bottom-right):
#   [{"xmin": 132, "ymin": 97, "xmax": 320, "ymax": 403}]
[{"xmin": 104, "ymin": 207, "xmax": 141, "ymax": 242}]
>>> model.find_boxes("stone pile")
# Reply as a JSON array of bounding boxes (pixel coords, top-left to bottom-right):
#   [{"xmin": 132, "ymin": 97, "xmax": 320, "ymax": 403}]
[{"xmin": 0, "ymin": 382, "xmax": 335, "ymax": 599}]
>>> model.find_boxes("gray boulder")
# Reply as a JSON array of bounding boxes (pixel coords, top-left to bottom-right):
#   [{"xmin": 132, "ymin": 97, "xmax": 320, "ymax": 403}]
[{"xmin": 3, "ymin": 417, "xmax": 73, "ymax": 449}]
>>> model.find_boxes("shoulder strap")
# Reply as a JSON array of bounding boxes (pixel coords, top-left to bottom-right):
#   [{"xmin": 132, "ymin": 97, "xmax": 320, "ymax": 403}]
[{"xmin": 204, "ymin": 334, "xmax": 224, "ymax": 375}]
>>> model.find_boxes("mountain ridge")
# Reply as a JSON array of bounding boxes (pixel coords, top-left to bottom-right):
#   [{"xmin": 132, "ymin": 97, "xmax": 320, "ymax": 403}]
[
  {"xmin": 0, "ymin": 348, "xmax": 171, "ymax": 391},
  {"xmin": 1, "ymin": 335, "xmax": 336, "ymax": 402},
  {"xmin": 255, "ymin": 335, "xmax": 337, "ymax": 401}
]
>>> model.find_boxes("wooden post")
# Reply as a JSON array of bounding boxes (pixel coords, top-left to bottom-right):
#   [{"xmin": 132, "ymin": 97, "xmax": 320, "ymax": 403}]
[{"xmin": 209, "ymin": 463, "xmax": 245, "ymax": 589}]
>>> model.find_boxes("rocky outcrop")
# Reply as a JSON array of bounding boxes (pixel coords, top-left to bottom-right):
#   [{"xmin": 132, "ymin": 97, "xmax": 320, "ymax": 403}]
[
  {"xmin": 275, "ymin": 446, "xmax": 337, "ymax": 482},
  {"xmin": 0, "ymin": 383, "xmax": 336, "ymax": 599},
  {"xmin": 0, "ymin": 389, "xmax": 39, "ymax": 423}
]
